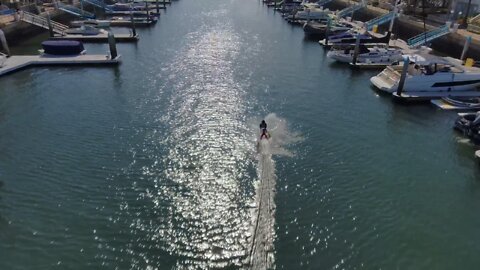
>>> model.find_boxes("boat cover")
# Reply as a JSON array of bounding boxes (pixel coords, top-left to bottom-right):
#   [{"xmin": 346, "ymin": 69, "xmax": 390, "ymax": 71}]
[{"xmin": 41, "ymin": 40, "xmax": 85, "ymax": 56}]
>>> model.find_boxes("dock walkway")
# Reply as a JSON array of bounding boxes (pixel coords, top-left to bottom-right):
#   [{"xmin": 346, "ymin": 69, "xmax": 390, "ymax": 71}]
[
  {"xmin": 0, "ymin": 54, "xmax": 120, "ymax": 77},
  {"xmin": 50, "ymin": 33, "xmax": 139, "ymax": 42}
]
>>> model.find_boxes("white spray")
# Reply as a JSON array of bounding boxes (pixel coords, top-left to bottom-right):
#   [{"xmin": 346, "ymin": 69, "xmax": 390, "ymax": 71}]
[{"xmin": 247, "ymin": 113, "xmax": 301, "ymax": 269}]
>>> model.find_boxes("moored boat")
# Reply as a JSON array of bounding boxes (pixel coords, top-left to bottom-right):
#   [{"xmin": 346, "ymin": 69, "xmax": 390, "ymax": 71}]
[
  {"xmin": 41, "ymin": 40, "xmax": 85, "ymax": 56},
  {"xmin": 286, "ymin": 3, "xmax": 331, "ymax": 22},
  {"xmin": 71, "ymin": 19, "xmax": 111, "ymax": 28},
  {"xmin": 303, "ymin": 21, "xmax": 352, "ymax": 38},
  {"xmin": 371, "ymin": 55, "xmax": 480, "ymax": 100},
  {"xmin": 327, "ymin": 44, "xmax": 403, "ymax": 66},
  {"xmin": 453, "ymin": 112, "xmax": 480, "ymax": 143},
  {"xmin": 65, "ymin": 25, "xmax": 105, "ymax": 36},
  {"xmin": 319, "ymin": 31, "xmax": 391, "ymax": 47}
]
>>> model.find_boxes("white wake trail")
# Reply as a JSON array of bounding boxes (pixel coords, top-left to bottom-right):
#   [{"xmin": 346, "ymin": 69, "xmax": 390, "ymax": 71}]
[
  {"xmin": 249, "ymin": 139, "xmax": 276, "ymax": 269},
  {"xmin": 247, "ymin": 114, "xmax": 300, "ymax": 270}
]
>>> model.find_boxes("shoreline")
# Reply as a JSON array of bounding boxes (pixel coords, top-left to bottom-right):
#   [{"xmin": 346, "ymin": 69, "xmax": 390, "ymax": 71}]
[{"xmin": 2, "ymin": 0, "xmax": 480, "ymax": 59}]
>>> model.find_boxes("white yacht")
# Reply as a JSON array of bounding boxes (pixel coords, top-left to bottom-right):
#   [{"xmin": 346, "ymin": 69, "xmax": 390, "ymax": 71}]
[
  {"xmin": 370, "ymin": 55, "xmax": 480, "ymax": 97},
  {"xmin": 71, "ymin": 19, "xmax": 111, "ymax": 28},
  {"xmin": 287, "ymin": 3, "xmax": 331, "ymax": 21},
  {"xmin": 65, "ymin": 25, "xmax": 105, "ymax": 36},
  {"xmin": 327, "ymin": 44, "xmax": 403, "ymax": 65}
]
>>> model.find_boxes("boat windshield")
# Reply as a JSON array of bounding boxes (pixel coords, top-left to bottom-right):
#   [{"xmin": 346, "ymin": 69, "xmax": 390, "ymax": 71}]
[{"xmin": 414, "ymin": 63, "xmax": 463, "ymax": 75}]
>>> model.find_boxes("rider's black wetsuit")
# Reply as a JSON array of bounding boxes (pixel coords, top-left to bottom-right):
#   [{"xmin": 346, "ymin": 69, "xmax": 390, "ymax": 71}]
[
  {"xmin": 260, "ymin": 121, "xmax": 267, "ymax": 130},
  {"xmin": 260, "ymin": 121, "xmax": 268, "ymax": 139}
]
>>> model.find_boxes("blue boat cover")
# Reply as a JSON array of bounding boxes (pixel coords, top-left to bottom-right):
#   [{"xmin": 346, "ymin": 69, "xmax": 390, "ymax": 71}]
[{"xmin": 41, "ymin": 40, "xmax": 85, "ymax": 55}]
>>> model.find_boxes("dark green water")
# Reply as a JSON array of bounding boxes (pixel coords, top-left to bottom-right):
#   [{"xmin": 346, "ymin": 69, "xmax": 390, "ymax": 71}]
[{"xmin": 1, "ymin": 0, "xmax": 480, "ymax": 269}]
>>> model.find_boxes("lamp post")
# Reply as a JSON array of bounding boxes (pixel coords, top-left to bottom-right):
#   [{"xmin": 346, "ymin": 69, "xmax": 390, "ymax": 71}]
[{"xmin": 461, "ymin": 0, "xmax": 472, "ymax": 28}]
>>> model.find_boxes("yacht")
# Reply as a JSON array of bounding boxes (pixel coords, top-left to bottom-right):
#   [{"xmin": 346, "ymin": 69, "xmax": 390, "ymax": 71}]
[
  {"xmin": 319, "ymin": 31, "xmax": 391, "ymax": 46},
  {"xmin": 303, "ymin": 21, "xmax": 352, "ymax": 37},
  {"xmin": 286, "ymin": 3, "xmax": 330, "ymax": 22},
  {"xmin": 71, "ymin": 19, "xmax": 111, "ymax": 28},
  {"xmin": 65, "ymin": 25, "xmax": 105, "ymax": 36},
  {"xmin": 370, "ymin": 55, "xmax": 480, "ymax": 97},
  {"xmin": 327, "ymin": 44, "xmax": 403, "ymax": 65}
]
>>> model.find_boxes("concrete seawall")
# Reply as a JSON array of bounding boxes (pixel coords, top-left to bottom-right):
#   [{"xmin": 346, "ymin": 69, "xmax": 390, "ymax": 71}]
[
  {"xmin": 326, "ymin": 0, "xmax": 480, "ymax": 59},
  {"xmin": 1, "ymin": 10, "xmax": 75, "ymax": 47}
]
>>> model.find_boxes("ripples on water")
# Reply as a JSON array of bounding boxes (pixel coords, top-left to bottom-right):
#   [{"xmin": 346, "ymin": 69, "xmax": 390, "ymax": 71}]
[{"xmin": 105, "ymin": 15, "xmax": 263, "ymax": 268}]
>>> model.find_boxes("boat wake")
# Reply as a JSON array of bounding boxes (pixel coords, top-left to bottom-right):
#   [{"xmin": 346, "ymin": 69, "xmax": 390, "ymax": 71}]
[{"xmin": 248, "ymin": 113, "xmax": 300, "ymax": 269}]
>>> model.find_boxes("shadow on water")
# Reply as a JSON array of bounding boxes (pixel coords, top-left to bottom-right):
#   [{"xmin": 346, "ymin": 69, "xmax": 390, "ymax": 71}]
[
  {"xmin": 369, "ymin": 84, "xmax": 391, "ymax": 97},
  {"xmin": 302, "ymin": 35, "xmax": 322, "ymax": 42},
  {"xmin": 328, "ymin": 61, "xmax": 377, "ymax": 78},
  {"xmin": 389, "ymin": 101, "xmax": 437, "ymax": 121}
]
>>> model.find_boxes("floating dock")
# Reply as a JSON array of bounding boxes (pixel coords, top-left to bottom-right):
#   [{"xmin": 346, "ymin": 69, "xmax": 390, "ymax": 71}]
[
  {"xmin": 109, "ymin": 20, "xmax": 156, "ymax": 27},
  {"xmin": 50, "ymin": 33, "xmax": 139, "ymax": 42},
  {"xmin": 0, "ymin": 54, "xmax": 120, "ymax": 77},
  {"xmin": 393, "ymin": 91, "xmax": 480, "ymax": 102},
  {"xmin": 105, "ymin": 10, "xmax": 160, "ymax": 16},
  {"xmin": 71, "ymin": 19, "xmax": 157, "ymax": 27},
  {"xmin": 431, "ymin": 99, "xmax": 480, "ymax": 110}
]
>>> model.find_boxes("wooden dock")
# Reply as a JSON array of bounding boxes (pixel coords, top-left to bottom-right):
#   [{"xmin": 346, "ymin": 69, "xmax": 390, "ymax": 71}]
[
  {"xmin": 50, "ymin": 34, "xmax": 139, "ymax": 42},
  {"xmin": 0, "ymin": 54, "xmax": 120, "ymax": 77}
]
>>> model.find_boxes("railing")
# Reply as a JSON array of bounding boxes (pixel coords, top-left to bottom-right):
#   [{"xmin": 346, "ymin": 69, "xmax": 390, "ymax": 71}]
[
  {"xmin": 316, "ymin": 0, "xmax": 333, "ymax": 6},
  {"xmin": 407, "ymin": 24, "xmax": 450, "ymax": 47},
  {"xmin": 19, "ymin": 11, "xmax": 69, "ymax": 35},
  {"xmin": 469, "ymin": 13, "xmax": 480, "ymax": 24},
  {"xmin": 55, "ymin": 2, "xmax": 95, "ymax": 18},
  {"xmin": 467, "ymin": 13, "xmax": 480, "ymax": 34},
  {"xmin": 336, "ymin": 1, "xmax": 366, "ymax": 18},
  {"xmin": 81, "ymin": 0, "xmax": 113, "ymax": 11},
  {"xmin": 365, "ymin": 11, "xmax": 397, "ymax": 30}
]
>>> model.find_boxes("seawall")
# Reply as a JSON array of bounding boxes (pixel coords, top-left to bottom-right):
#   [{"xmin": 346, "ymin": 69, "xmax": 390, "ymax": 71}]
[{"xmin": 326, "ymin": 0, "xmax": 480, "ymax": 59}]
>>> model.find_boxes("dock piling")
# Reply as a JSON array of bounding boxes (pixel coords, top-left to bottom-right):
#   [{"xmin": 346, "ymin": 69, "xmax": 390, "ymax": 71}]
[
  {"xmin": 325, "ymin": 18, "xmax": 331, "ymax": 46},
  {"xmin": 146, "ymin": 2, "xmax": 150, "ymax": 18},
  {"xmin": 396, "ymin": 56, "xmax": 410, "ymax": 96},
  {"xmin": 108, "ymin": 31, "xmax": 118, "ymax": 59},
  {"xmin": 0, "ymin": 30, "xmax": 10, "ymax": 56},
  {"xmin": 47, "ymin": 13, "xmax": 54, "ymax": 37},
  {"xmin": 389, "ymin": 0, "xmax": 399, "ymax": 33},
  {"xmin": 460, "ymin": 36, "xmax": 472, "ymax": 62},
  {"xmin": 156, "ymin": 0, "xmax": 160, "ymax": 15},
  {"xmin": 130, "ymin": 11, "xmax": 137, "ymax": 37},
  {"xmin": 352, "ymin": 34, "xmax": 361, "ymax": 65},
  {"xmin": 80, "ymin": 0, "xmax": 85, "ymax": 18}
]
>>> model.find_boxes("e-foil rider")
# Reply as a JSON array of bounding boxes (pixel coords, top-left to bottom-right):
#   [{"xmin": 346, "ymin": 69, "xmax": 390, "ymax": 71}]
[{"xmin": 259, "ymin": 120, "xmax": 269, "ymax": 140}]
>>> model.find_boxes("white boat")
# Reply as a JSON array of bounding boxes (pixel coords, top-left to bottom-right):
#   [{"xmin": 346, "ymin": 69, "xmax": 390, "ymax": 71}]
[
  {"xmin": 71, "ymin": 19, "xmax": 111, "ymax": 28},
  {"xmin": 327, "ymin": 45, "xmax": 403, "ymax": 65},
  {"xmin": 65, "ymin": 25, "xmax": 106, "ymax": 36},
  {"xmin": 370, "ymin": 55, "xmax": 480, "ymax": 97},
  {"xmin": 287, "ymin": 3, "xmax": 331, "ymax": 21}
]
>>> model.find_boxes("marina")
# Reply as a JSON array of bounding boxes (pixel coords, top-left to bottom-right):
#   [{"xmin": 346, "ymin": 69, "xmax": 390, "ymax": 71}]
[{"xmin": 1, "ymin": 0, "xmax": 480, "ymax": 269}]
